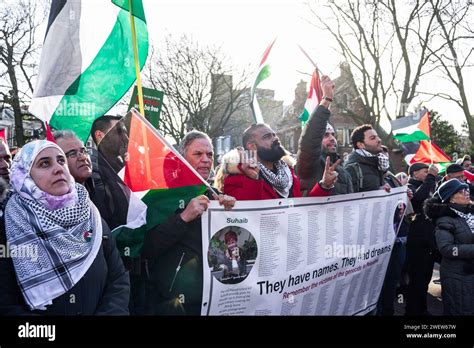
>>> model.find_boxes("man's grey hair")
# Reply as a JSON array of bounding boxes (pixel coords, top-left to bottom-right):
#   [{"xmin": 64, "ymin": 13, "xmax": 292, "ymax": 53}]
[
  {"xmin": 178, "ymin": 130, "xmax": 212, "ymax": 156},
  {"xmin": 53, "ymin": 129, "xmax": 80, "ymax": 142}
]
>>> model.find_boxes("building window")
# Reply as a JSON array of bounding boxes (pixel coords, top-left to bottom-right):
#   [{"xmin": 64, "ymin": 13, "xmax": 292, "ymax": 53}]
[{"xmin": 336, "ymin": 128, "xmax": 344, "ymax": 147}]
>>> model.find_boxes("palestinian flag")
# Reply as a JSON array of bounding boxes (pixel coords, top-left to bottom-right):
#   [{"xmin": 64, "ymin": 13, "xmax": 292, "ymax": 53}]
[
  {"xmin": 391, "ymin": 109, "xmax": 431, "ymax": 142},
  {"xmin": 392, "ymin": 109, "xmax": 451, "ymax": 165},
  {"xmin": 29, "ymin": 0, "xmax": 149, "ymax": 143},
  {"xmin": 400, "ymin": 140, "xmax": 451, "ymax": 165},
  {"xmin": 100, "ymin": 109, "xmax": 207, "ymax": 257},
  {"xmin": 299, "ymin": 69, "xmax": 323, "ymax": 128},
  {"xmin": 250, "ymin": 38, "xmax": 277, "ymax": 124}
]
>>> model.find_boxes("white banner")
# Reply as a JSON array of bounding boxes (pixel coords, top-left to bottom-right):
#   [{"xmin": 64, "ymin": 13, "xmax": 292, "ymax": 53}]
[{"xmin": 201, "ymin": 187, "xmax": 408, "ymax": 315}]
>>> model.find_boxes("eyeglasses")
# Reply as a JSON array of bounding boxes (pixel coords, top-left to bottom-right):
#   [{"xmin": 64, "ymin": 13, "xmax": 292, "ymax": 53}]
[{"xmin": 65, "ymin": 147, "xmax": 91, "ymax": 159}]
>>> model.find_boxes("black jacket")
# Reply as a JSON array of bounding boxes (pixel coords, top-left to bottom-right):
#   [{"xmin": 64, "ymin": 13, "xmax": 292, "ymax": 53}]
[
  {"xmin": 344, "ymin": 151, "xmax": 384, "ymax": 192},
  {"xmin": 424, "ymin": 198, "xmax": 474, "ymax": 314},
  {"xmin": 296, "ymin": 105, "xmax": 353, "ymax": 196},
  {"xmin": 407, "ymin": 175, "xmax": 438, "ymax": 251},
  {"xmin": 142, "ymin": 189, "xmax": 217, "ymax": 316},
  {"xmin": 409, "ymin": 175, "xmax": 437, "ymax": 216},
  {"xmin": 0, "ymin": 211, "xmax": 130, "ymax": 316}
]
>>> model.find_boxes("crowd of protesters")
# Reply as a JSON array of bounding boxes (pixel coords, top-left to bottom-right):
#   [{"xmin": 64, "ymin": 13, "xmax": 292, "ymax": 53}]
[{"xmin": 0, "ymin": 75, "xmax": 473, "ymax": 316}]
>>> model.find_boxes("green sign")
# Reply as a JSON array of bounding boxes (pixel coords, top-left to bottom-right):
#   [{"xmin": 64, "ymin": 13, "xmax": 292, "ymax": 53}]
[{"xmin": 128, "ymin": 86, "xmax": 164, "ymax": 128}]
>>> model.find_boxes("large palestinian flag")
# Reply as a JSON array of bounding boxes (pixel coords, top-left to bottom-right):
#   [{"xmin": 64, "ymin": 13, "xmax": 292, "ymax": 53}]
[{"xmin": 29, "ymin": 0, "xmax": 149, "ymax": 143}]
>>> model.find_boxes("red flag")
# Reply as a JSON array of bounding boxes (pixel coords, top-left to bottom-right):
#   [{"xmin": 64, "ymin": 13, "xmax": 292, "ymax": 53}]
[
  {"xmin": 0, "ymin": 129, "xmax": 6, "ymax": 142},
  {"xmin": 407, "ymin": 140, "xmax": 451, "ymax": 165},
  {"xmin": 45, "ymin": 122, "xmax": 55, "ymax": 142},
  {"xmin": 124, "ymin": 110, "xmax": 205, "ymax": 192}
]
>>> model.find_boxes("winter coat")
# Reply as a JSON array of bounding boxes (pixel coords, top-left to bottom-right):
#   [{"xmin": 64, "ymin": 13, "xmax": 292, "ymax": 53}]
[
  {"xmin": 0, "ymin": 212, "xmax": 130, "ymax": 316},
  {"xmin": 296, "ymin": 105, "xmax": 353, "ymax": 196},
  {"xmin": 408, "ymin": 176, "xmax": 438, "ymax": 251},
  {"xmin": 344, "ymin": 151, "xmax": 384, "ymax": 192},
  {"xmin": 142, "ymin": 189, "xmax": 218, "ymax": 316},
  {"xmin": 424, "ymin": 198, "xmax": 474, "ymax": 315}
]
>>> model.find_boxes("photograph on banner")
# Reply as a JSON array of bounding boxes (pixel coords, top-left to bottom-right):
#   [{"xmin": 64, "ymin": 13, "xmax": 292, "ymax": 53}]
[
  {"xmin": 393, "ymin": 201, "xmax": 408, "ymax": 236},
  {"xmin": 208, "ymin": 226, "xmax": 257, "ymax": 285},
  {"xmin": 201, "ymin": 187, "xmax": 408, "ymax": 316}
]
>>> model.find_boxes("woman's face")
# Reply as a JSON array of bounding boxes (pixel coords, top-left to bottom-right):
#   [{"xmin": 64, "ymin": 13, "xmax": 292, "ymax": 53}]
[
  {"xmin": 450, "ymin": 188, "xmax": 470, "ymax": 205},
  {"xmin": 30, "ymin": 147, "xmax": 71, "ymax": 196}
]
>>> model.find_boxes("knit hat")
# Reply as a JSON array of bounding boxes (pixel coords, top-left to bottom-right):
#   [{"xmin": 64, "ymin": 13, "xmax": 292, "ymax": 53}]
[
  {"xmin": 446, "ymin": 163, "xmax": 464, "ymax": 174},
  {"xmin": 436, "ymin": 178, "xmax": 469, "ymax": 202},
  {"xmin": 409, "ymin": 162, "xmax": 429, "ymax": 176},
  {"xmin": 326, "ymin": 123, "xmax": 335, "ymax": 133}
]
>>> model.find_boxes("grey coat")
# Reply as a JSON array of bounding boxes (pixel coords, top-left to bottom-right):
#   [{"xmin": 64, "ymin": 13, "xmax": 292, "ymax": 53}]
[
  {"xmin": 296, "ymin": 105, "xmax": 353, "ymax": 196},
  {"xmin": 424, "ymin": 198, "xmax": 474, "ymax": 315}
]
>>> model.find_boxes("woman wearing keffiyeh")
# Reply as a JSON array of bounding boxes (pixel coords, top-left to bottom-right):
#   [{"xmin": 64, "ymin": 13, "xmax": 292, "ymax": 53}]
[
  {"xmin": 424, "ymin": 178, "xmax": 474, "ymax": 315},
  {"xmin": 0, "ymin": 140, "xmax": 129, "ymax": 315}
]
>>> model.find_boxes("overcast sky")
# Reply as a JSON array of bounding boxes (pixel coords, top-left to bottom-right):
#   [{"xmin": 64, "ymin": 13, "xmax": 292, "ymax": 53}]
[
  {"xmin": 142, "ymin": 0, "xmax": 473, "ymax": 133},
  {"xmin": 31, "ymin": 0, "xmax": 473, "ymax": 133}
]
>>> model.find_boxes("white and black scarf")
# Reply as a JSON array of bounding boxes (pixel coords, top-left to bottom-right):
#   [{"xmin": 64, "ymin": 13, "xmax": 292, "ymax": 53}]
[
  {"xmin": 355, "ymin": 149, "xmax": 390, "ymax": 172},
  {"xmin": 5, "ymin": 184, "xmax": 102, "ymax": 310},
  {"xmin": 451, "ymin": 208, "xmax": 474, "ymax": 233},
  {"xmin": 258, "ymin": 160, "xmax": 293, "ymax": 198}
]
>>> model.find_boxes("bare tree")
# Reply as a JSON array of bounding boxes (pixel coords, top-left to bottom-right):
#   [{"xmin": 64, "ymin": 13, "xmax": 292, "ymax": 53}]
[
  {"xmin": 306, "ymin": 0, "xmax": 438, "ymax": 141},
  {"xmin": 417, "ymin": 1, "xmax": 474, "ymax": 144},
  {"xmin": 0, "ymin": 0, "xmax": 45, "ymax": 146},
  {"xmin": 144, "ymin": 35, "xmax": 251, "ymax": 144}
]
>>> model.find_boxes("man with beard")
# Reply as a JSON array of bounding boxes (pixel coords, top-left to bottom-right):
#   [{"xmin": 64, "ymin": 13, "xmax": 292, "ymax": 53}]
[
  {"xmin": 344, "ymin": 124, "xmax": 391, "ymax": 193},
  {"xmin": 296, "ymin": 75, "xmax": 353, "ymax": 196},
  {"xmin": 223, "ymin": 124, "xmax": 338, "ymax": 200}
]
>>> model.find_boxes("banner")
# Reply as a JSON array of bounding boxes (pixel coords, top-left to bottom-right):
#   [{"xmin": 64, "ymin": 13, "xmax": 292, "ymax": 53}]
[
  {"xmin": 201, "ymin": 187, "xmax": 408, "ymax": 315},
  {"xmin": 128, "ymin": 86, "xmax": 164, "ymax": 128}
]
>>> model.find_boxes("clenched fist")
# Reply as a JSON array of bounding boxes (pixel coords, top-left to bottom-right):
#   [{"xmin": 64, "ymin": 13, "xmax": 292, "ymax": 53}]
[{"xmin": 180, "ymin": 195, "xmax": 210, "ymax": 222}]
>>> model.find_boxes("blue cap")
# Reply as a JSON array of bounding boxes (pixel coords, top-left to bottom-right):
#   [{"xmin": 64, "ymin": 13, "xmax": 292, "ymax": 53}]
[{"xmin": 436, "ymin": 179, "xmax": 469, "ymax": 202}]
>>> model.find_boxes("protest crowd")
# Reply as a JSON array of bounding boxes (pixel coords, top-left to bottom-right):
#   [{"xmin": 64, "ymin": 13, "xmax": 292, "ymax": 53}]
[
  {"xmin": 0, "ymin": 71, "xmax": 473, "ymax": 317},
  {"xmin": 0, "ymin": 0, "xmax": 473, "ymax": 319}
]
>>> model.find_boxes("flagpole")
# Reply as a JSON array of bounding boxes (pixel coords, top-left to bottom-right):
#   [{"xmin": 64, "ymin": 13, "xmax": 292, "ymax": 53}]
[
  {"xmin": 128, "ymin": 0, "xmax": 145, "ymax": 116},
  {"xmin": 426, "ymin": 109, "xmax": 433, "ymax": 165},
  {"xmin": 298, "ymin": 44, "xmax": 325, "ymax": 76},
  {"xmin": 429, "ymin": 140, "xmax": 434, "ymax": 165},
  {"xmin": 131, "ymin": 109, "xmax": 219, "ymax": 196},
  {"xmin": 128, "ymin": 0, "xmax": 151, "ymax": 181}
]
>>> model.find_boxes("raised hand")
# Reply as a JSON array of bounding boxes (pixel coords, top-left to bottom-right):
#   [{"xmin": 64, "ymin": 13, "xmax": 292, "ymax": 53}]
[
  {"xmin": 428, "ymin": 164, "xmax": 439, "ymax": 177},
  {"xmin": 321, "ymin": 156, "xmax": 341, "ymax": 189},
  {"xmin": 238, "ymin": 146, "xmax": 259, "ymax": 180},
  {"xmin": 320, "ymin": 75, "xmax": 335, "ymax": 100}
]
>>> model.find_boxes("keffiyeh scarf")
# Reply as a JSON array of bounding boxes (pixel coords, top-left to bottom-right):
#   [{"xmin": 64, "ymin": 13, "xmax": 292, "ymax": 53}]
[
  {"xmin": 5, "ymin": 183, "xmax": 102, "ymax": 311},
  {"xmin": 451, "ymin": 208, "xmax": 474, "ymax": 233},
  {"xmin": 355, "ymin": 148, "xmax": 390, "ymax": 172},
  {"xmin": 258, "ymin": 160, "xmax": 293, "ymax": 198}
]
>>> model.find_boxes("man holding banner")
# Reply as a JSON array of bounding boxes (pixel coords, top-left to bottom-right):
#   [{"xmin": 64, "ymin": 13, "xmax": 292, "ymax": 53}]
[{"xmin": 142, "ymin": 130, "xmax": 236, "ymax": 315}]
